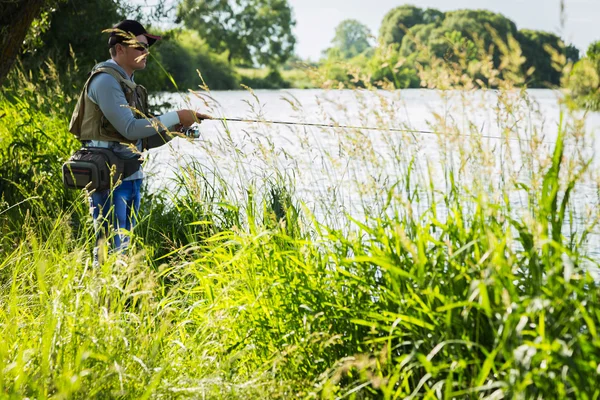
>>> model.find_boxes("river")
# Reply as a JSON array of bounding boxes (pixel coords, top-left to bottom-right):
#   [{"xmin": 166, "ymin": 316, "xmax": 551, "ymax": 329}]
[{"xmin": 145, "ymin": 88, "xmax": 600, "ymax": 262}]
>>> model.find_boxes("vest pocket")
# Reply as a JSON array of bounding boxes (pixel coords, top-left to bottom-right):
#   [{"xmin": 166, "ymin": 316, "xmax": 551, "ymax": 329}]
[{"xmin": 100, "ymin": 115, "xmax": 121, "ymax": 139}]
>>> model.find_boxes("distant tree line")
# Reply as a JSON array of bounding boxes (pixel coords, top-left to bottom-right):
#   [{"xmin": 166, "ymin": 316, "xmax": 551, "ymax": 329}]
[
  {"xmin": 1, "ymin": 1, "xmax": 595, "ymax": 96},
  {"xmin": 322, "ymin": 5, "xmax": 581, "ymax": 89}
]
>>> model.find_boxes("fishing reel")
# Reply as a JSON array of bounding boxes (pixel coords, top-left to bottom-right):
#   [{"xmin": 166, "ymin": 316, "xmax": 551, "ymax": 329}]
[{"xmin": 179, "ymin": 125, "xmax": 201, "ymax": 139}]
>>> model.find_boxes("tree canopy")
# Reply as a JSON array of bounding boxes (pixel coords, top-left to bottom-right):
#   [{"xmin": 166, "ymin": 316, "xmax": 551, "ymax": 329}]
[
  {"xmin": 397, "ymin": 9, "xmax": 518, "ymax": 63},
  {"xmin": 136, "ymin": 30, "xmax": 239, "ymax": 91},
  {"xmin": 19, "ymin": 0, "xmax": 127, "ymax": 85},
  {"xmin": 517, "ymin": 29, "xmax": 579, "ymax": 86},
  {"xmin": 328, "ymin": 19, "xmax": 372, "ymax": 60},
  {"xmin": 379, "ymin": 5, "xmax": 428, "ymax": 47},
  {"xmin": 177, "ymin": 0, "xmax": 296, "ymax": 67},
  {"xmin": 567, "ymin": 43, "xmax": 600, "ymax": 110},
  {"xmin": 376, "ymin": 7, "xmax": 580, "ymax": 88},
  {"xmin": 588, "ymin": 41, "xmax": 600, "ymax": 61},
  {"xmin": 0, "ymin": 0, "xmax": 47, "ymax": 87},
  {"xmin": 1, "ymin": 1, "xmax": 590, "ymax": 92}
]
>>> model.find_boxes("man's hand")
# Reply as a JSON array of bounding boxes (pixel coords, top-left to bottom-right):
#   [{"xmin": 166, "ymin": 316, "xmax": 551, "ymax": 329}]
[{"xmin": 177, "ymin": 110, "xmax": 212, "ymax": 127}]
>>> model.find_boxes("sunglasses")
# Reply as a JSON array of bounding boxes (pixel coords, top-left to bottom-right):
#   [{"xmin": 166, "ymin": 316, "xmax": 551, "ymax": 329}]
[{"xmin": 131, "ymin": 42, "xmax": 149, "ymax": 51}]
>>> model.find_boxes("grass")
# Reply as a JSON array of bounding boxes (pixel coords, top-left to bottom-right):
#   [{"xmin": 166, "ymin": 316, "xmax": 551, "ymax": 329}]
[{"xmin": 1, "ymin": 36, "xmax": 600, "ymax": 399}]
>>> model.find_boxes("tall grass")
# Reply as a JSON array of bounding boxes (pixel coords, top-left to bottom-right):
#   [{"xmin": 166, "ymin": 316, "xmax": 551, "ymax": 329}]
[{"xmin": 1, "ymin": 32, "xmax": 600, "ymax": 399}]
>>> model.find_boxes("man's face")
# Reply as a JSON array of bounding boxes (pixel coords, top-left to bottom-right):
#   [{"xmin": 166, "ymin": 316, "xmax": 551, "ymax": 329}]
[{"xmin": 122, "ymin": 34, "xmax": 149, "ymax": 71}]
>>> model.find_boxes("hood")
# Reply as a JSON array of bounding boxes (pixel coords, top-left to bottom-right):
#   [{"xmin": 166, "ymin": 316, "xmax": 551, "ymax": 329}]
[{"xmin": 92, "ymin": 60, "xmax": 133, "ymax": 82}]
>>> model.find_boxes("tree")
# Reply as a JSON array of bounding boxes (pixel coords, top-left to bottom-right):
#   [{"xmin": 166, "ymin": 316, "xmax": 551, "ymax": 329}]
[
  {"xmin": 429, "ymin": 9, "xmax": 517, "ymax": 60},
  {"xmin": 177, "ymin": 0, "xmax": 295, "ymax": 67},
  {"xmin": 517, "ymin": 30, "xmax": 579, "ymax": 87},
  {"xmin": 398, "ymin": 23, "xmax": 435, "ymax": 58},
  {"xmin": 422, "ymin": 8, "xmax": 444, "ymax": 25},
  {"xmin": 379, "ymin": 5, "xmax": 429, "ymax": 46},
  {"xmin": 0, "ymin": 0, "xmax": 47, "ymax": 87},
  {"xmin": 19, "ymin": 0, "xmax": 126, "ymax": 87},
  {"xmin": 565, "ymin": 41, "xmax": 600, "ymax": 111},
  {"xmin": 588, "ymin": 41, "xmax": 600, "ymax": 61},
  {"xmin": 136, "ymin": 30, "xmax": 238, "ymax": 91},
  {"xmin": 1, "ymin": 0, "xmax": 149, "ymax": 89},
  {"xmin": 395, "ymin": 9, "xmax": 520, "ymax": 77},
  {"xmin": 567, "ymin": 58, "xmax": 600, "ymax": 110},
  {"xmin": 329, "ymin": 19, "xmax": 372, "ymax": 60}
]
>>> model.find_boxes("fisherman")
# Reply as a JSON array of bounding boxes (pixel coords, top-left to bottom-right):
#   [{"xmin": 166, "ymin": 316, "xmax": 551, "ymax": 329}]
[{"xmin": 68, "ymin": 19, "xmax": 210, "ymax": 260}]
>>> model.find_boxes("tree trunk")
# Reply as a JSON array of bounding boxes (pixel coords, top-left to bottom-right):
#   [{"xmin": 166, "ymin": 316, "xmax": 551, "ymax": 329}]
[{"xmin": 0, "ymin": 0, "xmax": 46, "ymax": 88}]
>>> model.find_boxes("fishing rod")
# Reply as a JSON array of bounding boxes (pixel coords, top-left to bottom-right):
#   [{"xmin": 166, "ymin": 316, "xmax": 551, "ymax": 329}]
[
  {"xmin": 213, "ymin": 117, "xmax": 438, "ymax": 135},
  {"xmin": 188, "ymin": 117, "xmax": 535, "ymax": 143}
]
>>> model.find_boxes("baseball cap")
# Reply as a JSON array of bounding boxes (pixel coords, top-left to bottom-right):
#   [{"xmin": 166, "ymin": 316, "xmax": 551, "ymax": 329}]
[{"xmin": 108, "ymin": 20, "xmax": 161, "ymax": 47}]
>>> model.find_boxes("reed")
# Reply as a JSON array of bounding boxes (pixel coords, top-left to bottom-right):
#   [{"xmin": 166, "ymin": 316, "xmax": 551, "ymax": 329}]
[{"xmin": 1, "ymin": 33, "xmax": 599, "ymax": 399}]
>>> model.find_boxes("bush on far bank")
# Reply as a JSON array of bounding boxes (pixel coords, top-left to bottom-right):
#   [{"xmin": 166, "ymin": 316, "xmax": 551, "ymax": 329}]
[
  {"xmin": 136, "ymin": 30, "xmax": 239, "ymax": 91},
  {"xmin": 565, "ymin": 41, "xmax": 600, "ymax": 111}
]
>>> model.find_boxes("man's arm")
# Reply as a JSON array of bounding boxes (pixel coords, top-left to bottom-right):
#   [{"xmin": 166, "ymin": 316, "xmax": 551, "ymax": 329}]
[{"xmin": 87, "ymin": 73, "xmax": 179, "ymax": 140}]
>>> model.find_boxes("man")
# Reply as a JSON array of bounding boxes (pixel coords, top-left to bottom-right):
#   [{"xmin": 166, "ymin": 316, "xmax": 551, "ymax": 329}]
[{"xmin": 69, "ymin": 19, "xmax": 210, "ymax": 257}]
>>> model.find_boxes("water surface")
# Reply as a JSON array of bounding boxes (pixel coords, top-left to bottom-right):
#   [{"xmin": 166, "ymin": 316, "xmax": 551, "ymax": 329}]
[{"xmin": 146, "ymin": 89, "xmax": 600, "ymax": 261}]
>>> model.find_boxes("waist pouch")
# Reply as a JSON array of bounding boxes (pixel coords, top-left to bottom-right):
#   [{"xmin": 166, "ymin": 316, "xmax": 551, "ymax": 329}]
[{"xmin": 62, "ymin": 147, "xmax": 142, "ymax": 191}]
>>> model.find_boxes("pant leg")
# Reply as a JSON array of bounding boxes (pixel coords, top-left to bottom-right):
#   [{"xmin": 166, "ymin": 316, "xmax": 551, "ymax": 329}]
[
  {"xmin": 112, "ymin": 180, "xmax": 133, "ymax": 251},
  {"xmin": 90, "ymin": 189, "xmax": 110, "ymax": 266},
  {"xmin": 90, "ymin": 179, "xmax": 143, "ymax": 255},
  {"xmin": 112, "ymin": 179, "xmax": 143, "ymax": 252},
  {"xmin": 90, "ymin": 189, "xmax": 110, "ymax": 240},
  {"xmin": 129, "ymin": 178, "xmax": 142, "ymax": 230}
]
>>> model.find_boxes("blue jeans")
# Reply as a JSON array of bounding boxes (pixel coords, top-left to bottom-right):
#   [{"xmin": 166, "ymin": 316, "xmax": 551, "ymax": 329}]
[{"xmin": 90, "ymin": 179, "xmax": 142, "ymax": 252}]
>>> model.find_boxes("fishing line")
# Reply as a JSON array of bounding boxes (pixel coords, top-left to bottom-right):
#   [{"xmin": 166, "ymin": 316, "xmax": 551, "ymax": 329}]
[{"xmin": 200, "ymin": 117, "xmax": 542, "ymax": 144}]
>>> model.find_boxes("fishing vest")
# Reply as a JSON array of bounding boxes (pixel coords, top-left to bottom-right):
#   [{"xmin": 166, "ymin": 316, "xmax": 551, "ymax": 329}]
[{"xmin": 69, "ymin": 64, "xmax": 149, "ymax": 144}]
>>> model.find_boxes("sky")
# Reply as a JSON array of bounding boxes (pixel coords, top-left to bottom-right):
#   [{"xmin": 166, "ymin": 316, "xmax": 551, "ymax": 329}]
[{"xmin": 287, "ymin": 0, "xmax": 600, "ymax": 61}]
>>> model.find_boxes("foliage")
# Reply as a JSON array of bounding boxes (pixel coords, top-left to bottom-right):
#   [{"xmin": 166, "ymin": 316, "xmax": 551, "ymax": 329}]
[
  {"xmin": 19, "ymin": 0, "xmax": 124, "ymax": 88},
  {"xmin": 0, "ymin": 0, "xmax": 48, "ymax": 87},
  {"xmin": 324, "ymin": 7, "xmax": 581, "ymax": 90},
  {"xmin": 405, "ymin": 9, "xmax": 517, "ymax": 72},
  {"xmin": 379, "ymin": 5, "xmax": 438, "ymax": 47},
  {"xmin": 136, "ymin": 29, "xmax": 239, "ymax": 91},
  {"xmin": 239, "ymin": 68, "xmax": 291, "ymax": 89},
  {"xmin": 279, "ymin": 67, "xmax": 315, "ymax": 89},
  {"xmin": 136, "ymin": 28, "xmax": 300, "ymax": 92},
  {"xmin": 327, "ymin": 19, "xmax": 372, "ymax": 60},
  {"xmin": 177, "ymin": 0, "xmax": 296, "ymax": 67},
  {"xmin": 236, "ymin": 66, "xmax": 314, "ymax": 89},
  {"xmin": 15, "ymin": 0, "xmax": 149, "ymax": 94},
  {"xmin": 5, "ymin": 0, "xmax": 299, "ymax": 91},
  {"xmin": 10, "ymin": 1, "xmax": 247, "ymax": 95},
  {"xmin": 2, "ymin": 33, "xmax": 600, "ymax": 398},
  {"xmin": 0, "ymin": 66, "xmax": 81, "ymax": 246},
  {"xmin": 369, "ymin": 45, "xmax": 419, "ymax": 89},
  {"xmin": 565, "ymin": 42, "xmax": 600, "ymax": 111},
  {"xmin": 10, "ymin": 2, "xmax": 588, "ymax": 93},
  {"xmin": 588, "ymin": 40, "xmax": 600, "ymax": 60},
  {"xmin": 517, "ymin": 29, "xmax": 579, "ymax": 87}
]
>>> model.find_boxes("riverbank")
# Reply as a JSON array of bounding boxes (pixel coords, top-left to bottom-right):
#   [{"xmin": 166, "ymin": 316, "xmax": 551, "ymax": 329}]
[
  {"xmin": 2, "ymin": 70, "xmax": 600, "ymax": 397},
  {"xmin": 237, "ymin": 67, "xmax": 316, "ymax": 89}
]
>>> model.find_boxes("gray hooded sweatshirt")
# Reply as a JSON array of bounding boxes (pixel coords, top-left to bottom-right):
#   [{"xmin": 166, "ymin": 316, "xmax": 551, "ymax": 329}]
[{"xmin": 85, "ymin": 60, "xmax": 179, "ymax": 181}]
